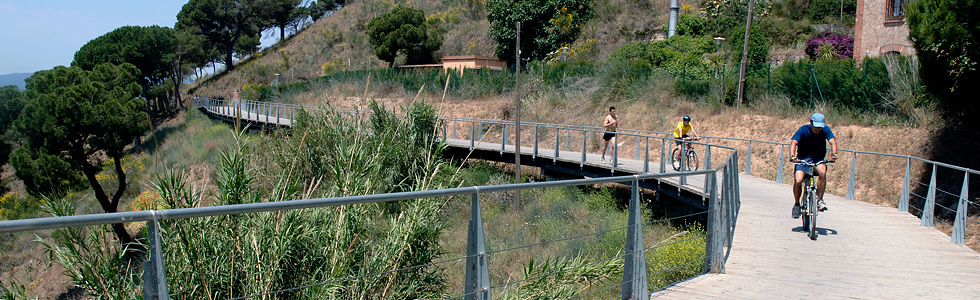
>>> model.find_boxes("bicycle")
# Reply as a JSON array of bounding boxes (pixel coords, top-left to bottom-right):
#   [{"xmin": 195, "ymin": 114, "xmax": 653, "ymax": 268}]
[
  {"xmin": 671, "ymin": 137, "xmax": 700, "ymax": 171},
  {"xmin": 794, "ymin": 159, "xmax": 832, "ymax": 240}
]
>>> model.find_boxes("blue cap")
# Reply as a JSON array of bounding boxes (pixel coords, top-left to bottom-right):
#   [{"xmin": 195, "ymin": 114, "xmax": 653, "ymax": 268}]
[{"xmin": 810, "ymin": 113, "xmax": 826, "ymax": 128}]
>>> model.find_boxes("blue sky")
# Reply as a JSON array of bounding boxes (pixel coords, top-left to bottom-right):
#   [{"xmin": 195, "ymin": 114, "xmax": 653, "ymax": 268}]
[{"xmin": 0, "ymin": 0, "xmax": 187, "ymax": 74}]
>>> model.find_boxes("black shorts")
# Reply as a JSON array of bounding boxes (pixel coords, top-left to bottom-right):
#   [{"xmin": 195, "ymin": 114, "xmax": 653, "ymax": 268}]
[
  {"xmin": 674, "ymin": 134, "xmax": 689, "ymax": 146},
  {"xmin": 603, "ymin": 132, "xmax": 616, "ymax": 141}
]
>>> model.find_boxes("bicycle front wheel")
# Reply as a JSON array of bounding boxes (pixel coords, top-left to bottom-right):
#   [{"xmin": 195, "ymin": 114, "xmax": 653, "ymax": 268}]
[
  {"xmin": 687, "ymin": 151, "xmax": 700, "ymax": 171},
  {"xmin": 808, "ymin": 189, "xmax": 818, "ymax": 240},
  {"xmin": 671, "ymin": 148, "xmax": 682, "ymax": 171}
]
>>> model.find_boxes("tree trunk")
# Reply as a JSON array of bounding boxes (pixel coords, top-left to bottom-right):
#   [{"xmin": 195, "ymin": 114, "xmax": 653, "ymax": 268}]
[
  {"xmin": 82, "ymin": 165, "xmax": 135, "ymax": 248},
  {"xmin": 280, "ymin": 25, "xmax": 286, "ymax": 42},
  {"xmin": 225, "ymin": 41, "xmax": 235, "ymax": 71}
]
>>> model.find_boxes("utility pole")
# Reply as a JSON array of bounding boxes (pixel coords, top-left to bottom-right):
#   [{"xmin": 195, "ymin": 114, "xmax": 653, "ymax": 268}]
[
  {"xmin": 736, "ymin": 0, "xmax": 757, "ymax": 106},
  {"xmin": 514, "ymin": 22, "xmax": 522, "ymax": 209}
]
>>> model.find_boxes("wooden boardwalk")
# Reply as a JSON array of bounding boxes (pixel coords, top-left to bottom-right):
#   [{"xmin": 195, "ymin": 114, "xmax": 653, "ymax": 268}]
[{"xmin": 198, "ymin": 103, "xmax": 980, "ymax": 299}]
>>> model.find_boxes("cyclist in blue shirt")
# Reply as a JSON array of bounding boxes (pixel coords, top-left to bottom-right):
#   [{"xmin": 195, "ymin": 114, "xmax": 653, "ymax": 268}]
[{"xmin": 789, "ymin": 113, "xmax": 839, "ymax": 219}]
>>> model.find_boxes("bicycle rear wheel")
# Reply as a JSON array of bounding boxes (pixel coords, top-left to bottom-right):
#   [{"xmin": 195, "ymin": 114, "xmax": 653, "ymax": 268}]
[{"xmin": 687, "ymin": 151, "xmax": 700, "ymax": 171}]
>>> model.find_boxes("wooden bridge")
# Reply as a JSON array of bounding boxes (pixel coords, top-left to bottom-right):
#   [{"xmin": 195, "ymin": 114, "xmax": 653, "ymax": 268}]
[{"xmin": 196, "ymin": 98, "xmax": 980, "ymax": 299}]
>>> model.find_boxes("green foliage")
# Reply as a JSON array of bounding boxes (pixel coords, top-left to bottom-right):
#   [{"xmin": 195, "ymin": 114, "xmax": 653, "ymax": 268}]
[
  {"xmin": 0, "ymin": 192, "xmax": 40, "ymax": 221},
  {"xmin": 487, "ymin": 0, "xmax": 597, "ymax": 64},
  {"xmin": 701, "ymin": 0, "xmax": 773, "ymax": 36},
  {"xmin": 609, "ymin": 36, "xmax": 717, "ymax": 80},
  {"xmin": 0, "ymin": 86, "xmax": 24, "ymax": 169},
  {"xmin": 807, "ymin": 0, "xmax": 856, "ymax": 23},
  {"xmin": 308, "ymin": 0, "xmax": 339, "ymax": 21},
  {"xmin": 728, "ymin": 25, "xmax": 770, "ymax": 76},
  {"xmin": 773, "ymin": 59, "xmax": 891, "ymax": 111},
  {"xmin": 267, "ymin": 0, "xmax": 306, "ymax": 42},
  {"xmin": 367, "ymin": 6, "xmax": 443, "ymax": 67},
  {"xmin": 677, "ymin": 14, "xmax": 709, "ymax": 36},
  {"xmin": 647, "ymin": 224, "xmax": 706, "ymax": 290},
  {"xmin": 907, "ymin": 0, "xmax": 980, "ymax": 118},
  {"xmin": 12, "ymin": 63, "xmax": 147, "ymax": 245},
  {"xmin": 37, "ymin": 196, "xmax": 142, "ymax": 299},
  {"xmin": 72, "ymin": 25, "xmax": 178, "ymax": 96},
  {"xmin": 176, "ymin": 0, "xmax": 269, "ymax": 71},
  {"xmin": 756, "ymin": 16, "xmax": 814, "ymax": 47}
]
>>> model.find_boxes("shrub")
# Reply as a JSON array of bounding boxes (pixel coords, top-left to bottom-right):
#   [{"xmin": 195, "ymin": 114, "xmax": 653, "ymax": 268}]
[
  {"xmin": 677, "ymin": 14, "xmax": 709, "ymax": 36},
  {"xmin": 805, "ymin": 32, "xmax": 854, "ymax": 60},
  {"xmin": 609, "ymin": 36, "xmax": 716, "ymax": 80},
  {"xmin": 773, "ymin": 58, "xmax": 891, "ymax": 111},
  {"xmin": 807, "ymin": 0, "xmax": 856, "ymax": 23},
  {"xmin": 728, "ymin": 25, "xmax": 770, "ymax": 76}
]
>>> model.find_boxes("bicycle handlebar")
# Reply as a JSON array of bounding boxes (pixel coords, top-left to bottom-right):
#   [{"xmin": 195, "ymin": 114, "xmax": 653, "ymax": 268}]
[{"xmin": 793, "ymin": 160, "xmax": 834, "ymax": 166}]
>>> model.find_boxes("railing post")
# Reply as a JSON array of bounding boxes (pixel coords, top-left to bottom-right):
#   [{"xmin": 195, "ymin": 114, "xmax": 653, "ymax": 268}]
[
  {"xmin": 533, "ymin": 126, "xmax": 539, "ymax": 159},
  {"xmin": 553, "ymin": 129, "xmax": 559, "ymax": 163},
  {"xmin": 566, "ymin": 130, "xmax": 571, "ymax": 151},
  {"xmin": 705, "ymin": 167, "xmax": 724, "ymax": 273},
  {"xmin": 143, "ymin": 213, "xmax": 170, "ymax": 300},
  {"xmin": 922, "ymin": 164, "xmax": 937, "ymax": 227},
  {"xmin": 443, "ymin": 121, "xmax": 447, "ymax": 141},
  {"xmin": 611, "ymin": 138, "xmax": 618, "ymax": 173},
  {"xmin": 952, "ymin": 172, "xmax": 969, "ymax": 244},
  {"xmin": 453, "ymin": 121, "xmax": 458, "ymax": 139},
  {"xmin": 900, "ymin": 157, "xmax": 910, "ymax": 212},
  {"xmin": 745, "ymin": 141, "xmax": 752, "ymax": 175},
  {"xmin": 847, "ymin": 152, "xmax": 857, "ymax": 200},
  {"xmin": 777, "ymin": 145, "xmax": 784, "ymax": 184},
  {"xmin": 277, "ymin": 106, "xmax": 280, "ymax": 125},
  {"xmin": 501, "ymin": 124, "xmax": 507, "ymax": 156},
  {"xmin": 580, "ymin": 131, "xmax": 587, "ymax": 168},
  {"xmin": 621, "ymin": 178, "xmax": 648, "ymax": 300},
  {"xmin": 465, "ymin": 192, "xmax": 492, "ymax": 300},
  {"xmin": 660, "ymin": 139, "xmax": 666, "ymax": 174},
  {"xmin": 635, "ymin": 135, "xmax": 641, "ymax": 160},
  {"xmin": 643, "ymin": 137, "xmax": 650, "ymax": 174}
]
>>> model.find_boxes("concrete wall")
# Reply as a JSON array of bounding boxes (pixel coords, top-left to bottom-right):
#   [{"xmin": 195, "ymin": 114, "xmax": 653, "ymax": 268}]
[{"xmin": 854, "ymin": 0, "xmax": 916, "ymax": 63}]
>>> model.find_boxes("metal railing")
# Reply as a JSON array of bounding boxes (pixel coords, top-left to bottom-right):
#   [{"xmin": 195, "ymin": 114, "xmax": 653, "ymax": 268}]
[
  {"xmin": 196, "ymin": 97, "xmax": 980, "ymax": 246},
  {"xmin": 0, "ymin": 154, "xmax": 741, "ymax": 300}
]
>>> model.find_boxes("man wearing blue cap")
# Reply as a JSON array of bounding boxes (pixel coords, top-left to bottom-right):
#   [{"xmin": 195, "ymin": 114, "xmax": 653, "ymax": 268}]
[{"xmin": 789, "ymin": 113, "xmax": 839, "ymax": 218}]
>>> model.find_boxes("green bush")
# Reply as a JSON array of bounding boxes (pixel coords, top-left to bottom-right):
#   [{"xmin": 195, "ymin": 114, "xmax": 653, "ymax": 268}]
[
  {"xmin": 675, "ymin": 78, "xmax": 711, "ymax": 97},
  {"xmin": 677, "ymin": 14, "xmax": 709, "ymax": 36},
  {"xmin": 807, "ymin": 0, "xmax": 856, "ymax": 23},
  {"xmin": 609, "ymin": 36, "xmax": 716, "ymax": 80},
  {"xmin": 773, "ymin": 59, "xmax": 891, "ymax": 110},
  {"xmin": 728, "ymin": 25, "xmax": 770, "ymax": 77},
  {"xmin": 757, "ymin": 17, "xmax": 814, "ymax": 47}
]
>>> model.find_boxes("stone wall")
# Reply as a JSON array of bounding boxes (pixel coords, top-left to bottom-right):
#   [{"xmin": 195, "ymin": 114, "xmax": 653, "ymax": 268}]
[{"xmin": 854, "ymin": 0, "xmax": 916, "ymax": 63}]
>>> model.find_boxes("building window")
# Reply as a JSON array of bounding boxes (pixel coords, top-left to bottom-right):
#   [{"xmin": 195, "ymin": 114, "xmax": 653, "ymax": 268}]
[{"xmin": 886, "ymin": 0, "xmax": 905, "ymax": 22}]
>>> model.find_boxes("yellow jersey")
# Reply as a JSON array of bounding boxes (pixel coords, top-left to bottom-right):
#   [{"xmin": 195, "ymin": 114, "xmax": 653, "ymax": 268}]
[{"xmin": 673, "ymin": 121, "xmax": 693, "ymax": 138}]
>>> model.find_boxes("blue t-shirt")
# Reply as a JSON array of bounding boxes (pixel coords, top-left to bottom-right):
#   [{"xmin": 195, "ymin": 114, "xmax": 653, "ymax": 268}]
[{"xmin": 792, "ymin": 125, "xmax": 835, "ymax": 161}]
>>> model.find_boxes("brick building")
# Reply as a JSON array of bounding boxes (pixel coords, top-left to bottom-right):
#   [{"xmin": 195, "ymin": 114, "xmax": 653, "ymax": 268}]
[{"xmin": 854, "ymin": 0, "xmax": 916, "ymax": 63}]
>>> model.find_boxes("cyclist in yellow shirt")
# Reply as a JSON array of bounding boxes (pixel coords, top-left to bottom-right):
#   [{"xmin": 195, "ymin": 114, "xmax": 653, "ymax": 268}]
[{"xmin": 672, "ymin": 115, "xmax": 700, "ymax": 160}]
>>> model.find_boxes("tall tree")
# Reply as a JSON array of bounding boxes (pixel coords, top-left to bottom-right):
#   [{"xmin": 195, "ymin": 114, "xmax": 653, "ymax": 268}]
[
  {"xmin": 268, "ymin": 0, "xmax": 306, "ymax": 42},
  {"xmin": 176, "ymin": 0, "xmax": 271, "ymax": 71},
  {"xmin": 73, "ymin": 26, "xmax": 178, "ymax": 102},
  {"xmin": 367, "ymin": 6, "xmax": 443, "ymax": 67},
  {"xmin": 487, "ymin": 0, "xmax": 596, "ymax": 65},
  {"xmin": 907, "ymin": 0, "xmax": 980, "ymax": 118},
  {"xmin": 0, "ymin": 86, "xmax": 25, "ymax": 170},
  {"xmin": 307, "ymin": 0, "xmax": 338, "ymax": 21},
  {"xmin": 11, "ymin": 64, "xmax": 147, "ymax": 248}
]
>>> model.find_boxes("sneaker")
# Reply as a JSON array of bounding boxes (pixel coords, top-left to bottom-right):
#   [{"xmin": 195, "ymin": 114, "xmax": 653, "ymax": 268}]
[
  {"xmin": 817, "ymin": 199, "xmax": 828, "ymax": 212},
  {"xmin": 792, "ymin": 204, "xmax": 801, "ymax": 219},
  {"xmin": 601, "ymin": 157, "xmax": 606, "ymax": 163}
]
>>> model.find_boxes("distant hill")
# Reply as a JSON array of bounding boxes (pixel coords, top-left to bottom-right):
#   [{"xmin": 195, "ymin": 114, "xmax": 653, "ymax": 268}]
[{"xmin": 0, "ymin": 73, "xmax": 31, "ymax": 90}]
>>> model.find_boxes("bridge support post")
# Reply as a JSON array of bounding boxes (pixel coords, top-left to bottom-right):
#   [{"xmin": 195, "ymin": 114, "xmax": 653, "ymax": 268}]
[
  {"xmin": 143, "ymin": 213, "xmax": 170, "ymax": 300},
  {"xmin": 952, "ymin": 172, "xmax": 969, "ymax": 244},
  {"xmin": 621, "ymin": 178, "xmax": 648, "ymax": 300},
  {"xmin": 705, "ymin": 167, "xmax": 725, "ymax": 274},
  {"xmin": 922, "ymin": 164, "xmax": 937, "ymax": 227},
  {"xmin": 847, "ymin": 152, "xmax": 856, "ymax": 200},
  {"xmin": 899, "ymin": 157, "xmax": 910, "ymax": 212},
  {"xmin": 465, "ymin": 192, "xmax": 491, "ymax": 300}
]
